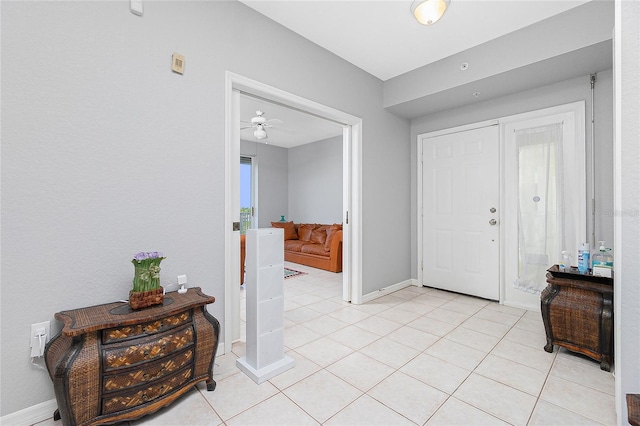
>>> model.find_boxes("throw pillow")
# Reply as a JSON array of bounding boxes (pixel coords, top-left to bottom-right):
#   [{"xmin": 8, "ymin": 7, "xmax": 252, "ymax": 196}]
[
  {"xmin": 270, "ymin": 221, "xmax": 298, "ymax": 240},
  {"xmin": 297, "ymin": 224, "xmax": 317, "ymax": 241},
  {"xmin": 324, "ymin": 224, "xmax": 342, "ymax": 251},
  {"xmin": 310, "ymin": 227, "xmax": 328, "ymax": 245}
]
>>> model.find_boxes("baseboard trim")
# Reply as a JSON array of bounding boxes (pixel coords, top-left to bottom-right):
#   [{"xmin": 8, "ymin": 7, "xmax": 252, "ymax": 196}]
[
  {"xmin": 360, "ymin": 279, "xmax": 414, "ymax": 304},
  {"xmin": 1, "ymin": 398, "xmax": 57, "ymax": 426}
]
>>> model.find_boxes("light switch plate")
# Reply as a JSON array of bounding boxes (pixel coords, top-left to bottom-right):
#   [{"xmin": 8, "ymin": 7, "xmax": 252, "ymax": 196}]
[{"xmin": 172, "ymin": 53, "xmax": 185, "ymax": 74}]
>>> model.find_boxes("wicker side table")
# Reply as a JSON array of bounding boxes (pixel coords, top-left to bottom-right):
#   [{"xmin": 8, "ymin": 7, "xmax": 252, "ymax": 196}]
[
  {"xmin": 628, "ymin": 394, "xmax": 640, "ymax": 426},
  {"xmin": 45, "ymin": 287, "xmax": 219, "ymax": 426},
  {"xmin": 541, "ymin": 266, "xmax": 613, "ymax": 371}
]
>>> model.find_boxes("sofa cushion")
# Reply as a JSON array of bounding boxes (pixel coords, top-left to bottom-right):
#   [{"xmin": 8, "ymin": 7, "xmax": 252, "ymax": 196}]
[
  {"xmin": 301, "ymin": 243, "xmax": 329, "ymax": 256},
  {"xmin": 325, "ymin": 224, "xmax": 342, "ymax": 251},
  {"xmin": 310, "ymin": 226, "xmax": 328, "ymax": 245},
  {"xmin": 271, "ymin": 221, "xmax": 298, "ymax": 240},
  {"xmin": 298, "ymin": 224, "xmax": 318, "ymax": 241},
  {"xmin": 284, "ymin": 240, "xmax": 307, "ymax": 252}
]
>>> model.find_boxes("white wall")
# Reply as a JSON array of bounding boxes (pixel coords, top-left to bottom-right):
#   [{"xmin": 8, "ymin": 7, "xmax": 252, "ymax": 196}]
[
  {"xmin": 615, "ymin": 1, "xmax": 640, "ymax": 423},
  {"xmin": 0, "ymin": 0, "xmax": 411, "ymax": 416},
  {"xmin": 410, "ymin": 71, "xmax": 614, "ymax": 280},
  {"xmin": 288, "ymin": 136, "xmax": 343, "ymax": 224}
]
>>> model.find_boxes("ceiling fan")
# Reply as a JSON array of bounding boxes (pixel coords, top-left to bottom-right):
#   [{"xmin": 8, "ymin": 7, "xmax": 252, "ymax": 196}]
[{"xmin": 240, "ymin": 110, "xmax": 283, "ymax": 142}]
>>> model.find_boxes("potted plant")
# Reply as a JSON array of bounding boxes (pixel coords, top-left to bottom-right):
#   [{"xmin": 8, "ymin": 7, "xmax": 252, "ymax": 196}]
[{"xmin": 129, "ymin": 251, "xmax": 165, "ymax": 309}]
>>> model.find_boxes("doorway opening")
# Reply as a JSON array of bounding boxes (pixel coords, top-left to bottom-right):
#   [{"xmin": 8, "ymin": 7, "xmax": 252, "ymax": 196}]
[{"xmin": 224, "ymin": 72, "xmax": 363, "ymax": 354}]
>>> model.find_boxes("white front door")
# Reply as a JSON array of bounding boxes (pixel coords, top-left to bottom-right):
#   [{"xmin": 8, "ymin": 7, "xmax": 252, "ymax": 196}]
[{"xmin": 421, "ymin": 125, "xmax": 500, "ymax": 300}]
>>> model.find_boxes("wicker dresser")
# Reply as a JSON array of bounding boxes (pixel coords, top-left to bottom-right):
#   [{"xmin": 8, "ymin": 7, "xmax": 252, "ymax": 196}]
[
  {"xmin": 44, "ymin": 287, "xmax": 219, "ymax": 426},
  {"xmin": 541, "ymin": 266, "xmax": 613, "ymax": 371}
]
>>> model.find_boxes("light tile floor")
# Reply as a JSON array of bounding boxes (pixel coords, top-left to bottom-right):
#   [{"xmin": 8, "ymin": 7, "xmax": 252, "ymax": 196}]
[{"xmin": 35, "ymin": 262, "xmax": 616, "ymax": 425}]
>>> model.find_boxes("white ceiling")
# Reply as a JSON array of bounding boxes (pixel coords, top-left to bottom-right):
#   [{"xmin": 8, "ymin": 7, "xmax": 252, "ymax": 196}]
[
  {"xmin": 238, "ymin": 0, "xmax": 593, "ymax": 148},
  {"xmin": 239, "ymin": 0, "xmax": 589, "ymax": 81},
  {"xmin": 240, "ymin": 94, "xmax": 344, "ymax": 149}
]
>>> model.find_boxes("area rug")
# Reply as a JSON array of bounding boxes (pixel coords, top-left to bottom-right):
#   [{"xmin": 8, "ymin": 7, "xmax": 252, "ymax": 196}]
[{"xmin": 284, "ymin": 267, "xmax": 307, "ymax": 280}]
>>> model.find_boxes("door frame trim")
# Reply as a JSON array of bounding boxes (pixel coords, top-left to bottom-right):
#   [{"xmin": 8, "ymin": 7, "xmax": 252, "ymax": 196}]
[{"xmin": 224, "ymin": 71, "xmax": 363, "ymax": 354}]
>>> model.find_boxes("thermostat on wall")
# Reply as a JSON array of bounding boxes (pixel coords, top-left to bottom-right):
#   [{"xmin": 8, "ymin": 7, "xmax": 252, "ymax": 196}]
[{"xmin": 172, "ymin": 53, "xmax": 185, "ymax": 74}]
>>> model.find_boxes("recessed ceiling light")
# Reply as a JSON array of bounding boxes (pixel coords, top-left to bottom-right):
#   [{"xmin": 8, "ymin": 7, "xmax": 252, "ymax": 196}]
[
  {"xmin": 460, "ymin": 62, "xmax": 469, "ymax": 71},
  {"xmin": 473, "ymin": 92, "xmax": 481, "ymax": 98}
]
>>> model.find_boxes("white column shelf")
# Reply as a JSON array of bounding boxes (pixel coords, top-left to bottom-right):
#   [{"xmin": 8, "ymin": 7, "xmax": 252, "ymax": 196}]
[{"xmin": 237, "ymin": 228, "xmax": 295, "ymax": 383}]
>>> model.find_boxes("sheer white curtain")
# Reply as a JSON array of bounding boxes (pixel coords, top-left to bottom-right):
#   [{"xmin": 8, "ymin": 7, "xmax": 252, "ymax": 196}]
[{"xmin": 514, "ymin": 123, "xmax": 564, "ymax": 293}]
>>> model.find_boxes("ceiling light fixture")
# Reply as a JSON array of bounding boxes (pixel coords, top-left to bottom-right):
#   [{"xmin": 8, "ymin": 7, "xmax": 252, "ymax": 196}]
[
  {"xmin": 411, "ymin": 0, "xmax": 450, "ymax": 25},
  {"xmin": 253, "ymin": 126, "xmax": 267, "ymax": 140}
]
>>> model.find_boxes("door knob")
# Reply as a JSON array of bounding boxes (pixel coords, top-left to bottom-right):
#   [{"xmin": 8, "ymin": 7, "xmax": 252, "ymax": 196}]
[
  {"xmin": 490, "ymin": 207, "xmax": 496, "ymax": 213},
  {"xmin": 489, "ymin": 219, "xmax": 497, "ymax": 225}
]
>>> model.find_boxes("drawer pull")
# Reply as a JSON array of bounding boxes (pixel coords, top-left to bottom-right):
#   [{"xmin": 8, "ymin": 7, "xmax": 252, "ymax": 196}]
[
  {"xmin": 143, "ymin": 350, "xmax": 149, "ymax": 357},
  {"xmin": 143, "ymin": 373, "xmax": 150, "ymax": 379},
  {"xmin": 161, "ymin": 343, "xmax": 167, "ymax": 351},
  {"xmin": 142, "ymin": 393, "xmax": 149, "ymax": 401}
]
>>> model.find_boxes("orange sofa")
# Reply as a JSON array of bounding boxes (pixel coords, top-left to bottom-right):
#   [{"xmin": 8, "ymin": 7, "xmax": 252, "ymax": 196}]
[{"xmin": 271, "ymin": 222, "xmax": 343, "ymax": 273}]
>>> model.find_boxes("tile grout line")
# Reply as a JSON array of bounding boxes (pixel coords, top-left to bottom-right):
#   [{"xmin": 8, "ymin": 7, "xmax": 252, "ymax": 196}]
[
  {"xmin": 421, "ymin": 306, "xmax": 540, "ymax": 424},
  {"xmin": 229, "ymin": 268, "xmax": 614, "ymax": 426},
  {"xmin": 532, "ymin": 350, "xmax": 616, "ymax": 425}
]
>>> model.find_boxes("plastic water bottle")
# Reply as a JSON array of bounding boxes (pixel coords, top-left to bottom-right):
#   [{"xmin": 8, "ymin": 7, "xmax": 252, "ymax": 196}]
[
  {"xmin": 578, "ymin": 242, "xmax": 590, "ymax": 274},
  {"xmin": 592, "ymin": 241, "xmax": 613, "ymax": 278},
  {"xmin": 559, "ymin": 251, "xmax": 572, "ymax": 271}
]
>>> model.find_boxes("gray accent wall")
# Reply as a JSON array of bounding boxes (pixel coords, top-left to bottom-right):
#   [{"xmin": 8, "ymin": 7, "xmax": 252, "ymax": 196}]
[
  {"xmin": 1, "ymin": 1, "xmax": 410, "ymax": 416},
  {"xmin": 410, "ymin": 71, "xmax": 615, "ymax": 281},
  {"xmin": 288, "ymin": 136, "xmax": 343, "ymax": 224}
]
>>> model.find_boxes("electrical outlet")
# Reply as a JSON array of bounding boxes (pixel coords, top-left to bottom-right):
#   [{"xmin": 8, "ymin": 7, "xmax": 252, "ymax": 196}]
[{"xmin": 30, "ymin": 321, "xmax": 50, "ymax": 357}]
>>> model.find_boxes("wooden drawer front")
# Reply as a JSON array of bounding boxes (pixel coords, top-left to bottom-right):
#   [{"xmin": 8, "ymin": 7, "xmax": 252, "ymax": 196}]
[
  {"xmin": 103, "ymin": 348, "xmax": 194, "ymax": 392},
  {"xmin": 103, "ymin": 325, "xmax": 194, "ymax": 372},
  {"xmin": 101, "ymin": 368, "xmax": 193, "ymax": 414},
  {"xmin": 102, "ymin": 311, "xmax": 191, "ymax": 344}
]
